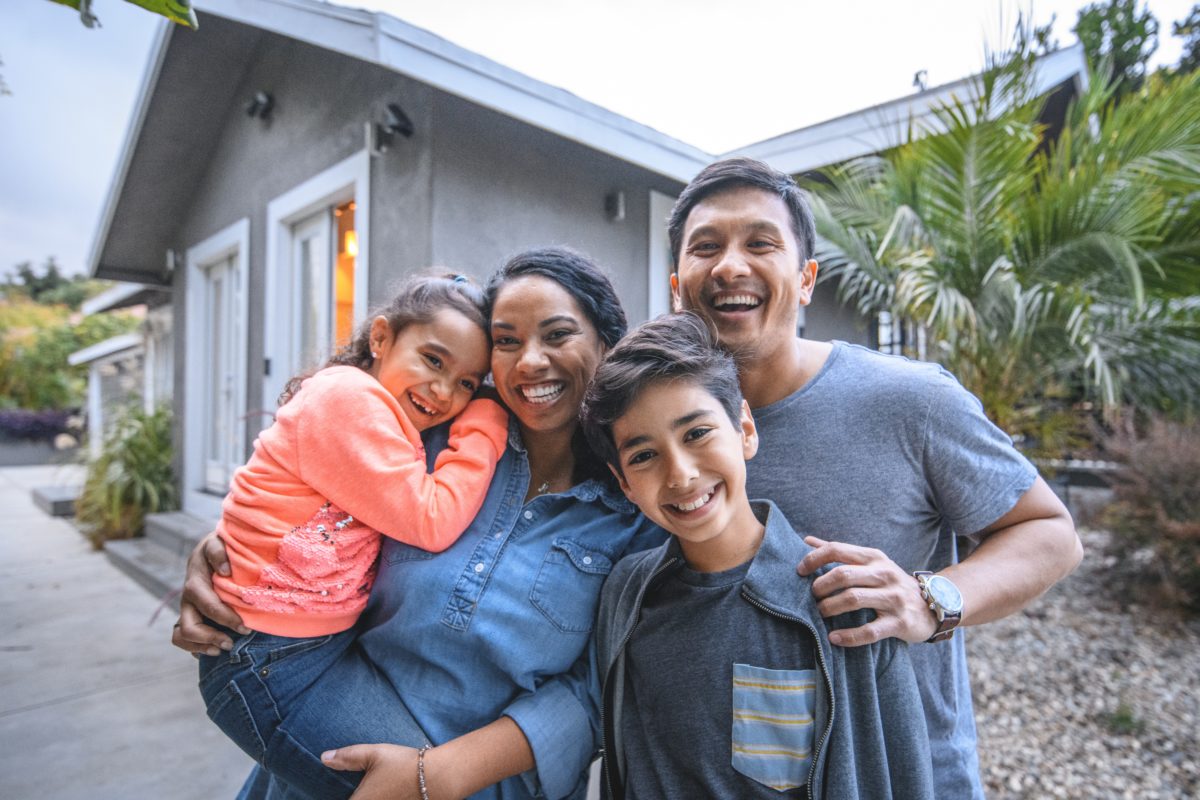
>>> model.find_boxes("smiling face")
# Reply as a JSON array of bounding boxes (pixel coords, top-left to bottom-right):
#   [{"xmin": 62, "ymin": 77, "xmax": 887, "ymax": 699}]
[
  {"xmin": 369, "ymin": 309, "xmax": 490, "ymax": 431},
  {"xmin": 673, "ymin": 186, "xmax": 817, "ymax": 364},
  {"xmin": 612, "ymin": 378, "xmax": 762, "ymax": 571},
  {"xmin": 490, "ymin": 275, "xmax": 606, "ymax": 438}
]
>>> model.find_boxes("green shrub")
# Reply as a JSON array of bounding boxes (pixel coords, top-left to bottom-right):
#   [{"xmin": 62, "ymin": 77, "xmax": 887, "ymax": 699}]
[
  {"xmin": 1103, "ymin": 416, "xmax": 1200, "ymax": 611},
  {"xmin": 76, "ymin": 405, "xmax": 178, "ymax": 548},
  {"xmin": 0, "ymin": 295, "xmax": 139, "ymax": 410}
]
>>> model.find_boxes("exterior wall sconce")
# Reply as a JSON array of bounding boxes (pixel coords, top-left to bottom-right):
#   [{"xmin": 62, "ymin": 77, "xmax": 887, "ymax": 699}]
[
  {"xmin": 605, "ymin": 191, "xmax": 626, "ymax": 222},
  {"xmin": 246, "ymin": 91, "xmax": 274, "ymax": 120},
  {"xmin": 369, "ymin": 102, "xmax": 415, "ymax": 155}
]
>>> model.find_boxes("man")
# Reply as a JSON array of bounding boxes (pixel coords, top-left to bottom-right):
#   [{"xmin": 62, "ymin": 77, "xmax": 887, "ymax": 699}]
[{"xmin": 669, "ymin": 157, "xmax": 1082, "ymax": 798}]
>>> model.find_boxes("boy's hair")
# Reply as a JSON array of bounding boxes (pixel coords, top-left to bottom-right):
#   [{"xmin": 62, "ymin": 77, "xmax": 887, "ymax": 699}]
[
  {"xmin": 278, "ymin": 272, "xmax": 488, "ymax": 406},
  {"xmin": 581, "ymin": 312, "xmax": 743, "ymax": 475},
  {"xmin": 667, "ymin": 156, "xmax": 816, "ymax": 268}
]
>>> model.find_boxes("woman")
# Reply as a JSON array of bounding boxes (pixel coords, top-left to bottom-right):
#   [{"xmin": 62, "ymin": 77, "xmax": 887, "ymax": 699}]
[{"xmin": 173, "ymin": 247, "xmax": 665, "ymax": 799}]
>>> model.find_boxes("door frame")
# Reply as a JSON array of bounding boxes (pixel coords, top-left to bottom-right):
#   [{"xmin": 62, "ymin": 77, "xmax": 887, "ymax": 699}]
[
  {"xmin": 183, "ymin": 217, "xmax": 250, "ymax": 519},
  {"xmin": 647, "ymin": 190, "xmax": 676, "ymax": 318},
  {"xmin": 263, "ymin": 151, "xmax": 371, "ymax": 411}
]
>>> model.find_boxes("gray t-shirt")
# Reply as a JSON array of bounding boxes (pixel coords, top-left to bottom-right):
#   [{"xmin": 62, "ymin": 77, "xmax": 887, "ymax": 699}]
[
  {"xmin": 745, "ymin": 341, "xmax": 1036, "ymax": 800},
  {"xmin": 621, "ymin": 558, "xmax": 818, "ymax": 798}
]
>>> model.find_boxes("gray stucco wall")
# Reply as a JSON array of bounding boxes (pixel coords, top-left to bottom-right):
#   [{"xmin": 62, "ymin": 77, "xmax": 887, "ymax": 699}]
[
  {"xmin": 805, "ymin": 279, "xmax": 870, "ymax": 345},
  {"xmin": 426, "ymin": 91, "xmax": 683, "ymax": 324},
  {"xmin": 156, "ymin": 17, "xmax": 866, "ymax": 492},
  {"xmin": 170, "ymin": 29, "xmax": 436, "ymax": 453}
]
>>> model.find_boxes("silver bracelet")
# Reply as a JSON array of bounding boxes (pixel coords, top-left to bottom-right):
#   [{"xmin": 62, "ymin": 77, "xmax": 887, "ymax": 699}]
[{"xmin": 416, "ymin": 744, "xmax": 433, "ymax": 800}]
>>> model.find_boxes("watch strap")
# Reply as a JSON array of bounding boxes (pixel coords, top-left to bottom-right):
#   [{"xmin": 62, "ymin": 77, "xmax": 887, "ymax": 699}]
[{"xmin": 914, "ymin": 571, "xmax": 961, "ymax": 643}]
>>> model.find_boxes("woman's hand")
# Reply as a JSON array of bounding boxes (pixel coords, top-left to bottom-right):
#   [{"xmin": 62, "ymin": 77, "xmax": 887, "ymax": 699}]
[
  {"xmin": 323, "ymin": 744, "xmax": 464, "ymax": 800},
  {"xmin": 170, "ymin": 532, "xmax": 250, "ymax": 655}
]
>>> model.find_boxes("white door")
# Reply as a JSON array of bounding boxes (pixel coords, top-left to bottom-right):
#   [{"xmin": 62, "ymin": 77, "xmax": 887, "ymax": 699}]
[
  {"xmin": 202, "ymin": 255, "xmax": 242, "ymax": 493},
  {"xmin": 291, "ymin": 210, "xmax": 334, "ymax": 376}
]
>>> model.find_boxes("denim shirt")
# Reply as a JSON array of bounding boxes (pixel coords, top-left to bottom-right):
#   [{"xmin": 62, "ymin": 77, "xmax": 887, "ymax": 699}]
[{"xmin": 357, "ymin": 420, "xmax": 665, "ymax": 800}]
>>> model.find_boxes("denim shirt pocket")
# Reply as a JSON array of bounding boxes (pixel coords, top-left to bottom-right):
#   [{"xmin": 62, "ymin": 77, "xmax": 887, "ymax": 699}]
[
  {"xmin": 529, "ymin": 537, "xmax": 614, "ymax": 633},
  {"xmin": 731, "ymin": 663, "xmax": 817, "ymax": 792}
]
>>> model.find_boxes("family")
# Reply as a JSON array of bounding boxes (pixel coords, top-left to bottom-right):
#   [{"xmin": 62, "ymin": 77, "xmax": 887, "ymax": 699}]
[{"xmin": 172, "ymin": 157, "xmax": 1083, "ymax": 799}]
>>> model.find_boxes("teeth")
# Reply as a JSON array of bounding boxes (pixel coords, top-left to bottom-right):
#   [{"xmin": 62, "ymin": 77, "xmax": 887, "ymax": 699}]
[
  {"xmin": 409, "ymin": 393, "xmax": 437, "ymax": 415},
  {"xmin": 521, "ymin": 383, "xmax": 564, "ymax": 404},
  {"xmin": 673, "ymin": 489, "xmax": 714, "ymax": 512},
  {"xmin": 713, "ymin": 294, "xmax": 761, "ymax": 309}
]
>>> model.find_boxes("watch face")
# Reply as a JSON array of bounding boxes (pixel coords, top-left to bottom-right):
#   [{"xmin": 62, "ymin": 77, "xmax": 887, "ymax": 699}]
[{"xmin": 926, "ymin": 575, "xmax": 964, "ymax": 614}]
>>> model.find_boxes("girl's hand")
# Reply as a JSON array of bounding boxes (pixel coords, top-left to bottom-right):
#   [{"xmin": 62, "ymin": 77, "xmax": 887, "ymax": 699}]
[
  {"xmin": 323, "ymin": 744, "xmax": 460, "ymax": 800},
  {"xmin": 171, "ymin": 533, "xmax": 249, "ymax": 655}
]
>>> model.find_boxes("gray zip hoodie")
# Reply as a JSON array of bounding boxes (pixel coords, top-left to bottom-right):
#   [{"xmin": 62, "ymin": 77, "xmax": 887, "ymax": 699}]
[{"xmin": 595, "ymin": 500, "xmax": 935, "ymax": 799}]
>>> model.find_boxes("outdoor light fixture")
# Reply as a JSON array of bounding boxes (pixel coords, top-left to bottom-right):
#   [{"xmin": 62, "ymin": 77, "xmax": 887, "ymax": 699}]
[
  {"xmin": 370, "ymin": 102, "xmax": 415, "ymax": 154},
  {"xmin": 246, "ymin": 91, "xmax": 274, "ymax": 120},
  {"xmin": 605, "ymin": 191, "xmax": 626, "ymax": 222}
]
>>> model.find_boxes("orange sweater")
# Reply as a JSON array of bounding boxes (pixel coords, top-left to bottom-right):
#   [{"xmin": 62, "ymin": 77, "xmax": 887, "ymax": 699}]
[{"xmin": 213, "ymin": 366, "xmax": 508, "ymax": 637}]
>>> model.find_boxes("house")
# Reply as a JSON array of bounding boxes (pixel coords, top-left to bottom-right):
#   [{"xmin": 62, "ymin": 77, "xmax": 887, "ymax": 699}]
[
  {"xmin": 68, "ymin": 282, "xmax": 173, "ymax": 458},
  {"xmin": 87, "ymin": 0, "xmax": 1085, "ymax": 586}
]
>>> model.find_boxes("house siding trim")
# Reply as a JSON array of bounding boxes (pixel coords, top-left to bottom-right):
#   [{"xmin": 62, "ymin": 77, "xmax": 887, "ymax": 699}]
[
  {"xmin": 262, "ymin": 149, "xmax": 371, "ymax": 410},
  {"xmin": 183, "ymin": 217, "xmax": 251, "ymax": 519}
]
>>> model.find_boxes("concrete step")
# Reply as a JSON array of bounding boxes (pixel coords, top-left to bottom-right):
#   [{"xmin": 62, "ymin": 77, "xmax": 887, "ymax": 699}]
[
  {"xmin": 32, "ymin": 484, "xmax": 81, "ymax": 517},
  {"xmin": 144, "ymin": 510, "xmax": 217, "ymax": 558},
  {"xmin": 104, "ymin": 537, "xmax": 186, "ymax": 606}
]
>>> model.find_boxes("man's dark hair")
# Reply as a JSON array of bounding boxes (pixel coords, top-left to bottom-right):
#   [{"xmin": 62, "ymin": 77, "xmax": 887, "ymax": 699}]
[
  {"xmin": 581, "ymin": 312, "xmax": 743, "ymax": 475},
  {"xmin": 485, "ymin": 246, "xmax": 627, "ymax": 349},
  {"xmin": 667, "ymin": 156, "xmax": 816, "ymax": 268}
]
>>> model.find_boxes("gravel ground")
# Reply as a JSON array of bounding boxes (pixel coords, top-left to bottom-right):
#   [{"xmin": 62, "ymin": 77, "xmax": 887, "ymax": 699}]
[{"xmin": 970, "ymin": 528, "xmax": 1200, "ymax": 799}]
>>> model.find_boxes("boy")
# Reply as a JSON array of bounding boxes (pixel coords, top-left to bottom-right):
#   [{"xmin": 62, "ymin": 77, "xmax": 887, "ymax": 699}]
[{"xmin": 582, "ymin": 313, "xmax": 934, "ymax": 799}]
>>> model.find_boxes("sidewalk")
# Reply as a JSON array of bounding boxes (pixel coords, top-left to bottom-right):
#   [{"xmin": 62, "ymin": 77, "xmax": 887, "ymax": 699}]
[{"xmin": 0, "ymin": 465, "xmax": 252, "ymax": 799}]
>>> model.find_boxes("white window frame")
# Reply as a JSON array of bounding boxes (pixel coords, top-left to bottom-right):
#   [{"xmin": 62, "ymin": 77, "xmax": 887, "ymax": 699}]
[
  {"xmin": 647, "ymin": 190, "xmax": 676, "ymax": 318},
  {"xmin": 263, "ymin": 151, "xmax": 371, "ymax": 411},
  {"xmin": 183, "ymin": 218, "xmax": 250, "ymax": 520}
]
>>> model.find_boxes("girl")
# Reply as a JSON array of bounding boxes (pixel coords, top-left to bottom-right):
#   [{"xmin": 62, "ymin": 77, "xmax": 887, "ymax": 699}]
[{"xmin": 198, "ymin": 273, "xmax": 509, "ymax": 774}]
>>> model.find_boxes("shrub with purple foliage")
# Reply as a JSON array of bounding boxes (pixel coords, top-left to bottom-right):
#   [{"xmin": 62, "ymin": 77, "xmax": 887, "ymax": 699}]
[{"xmin": 0, "ymin": 408, "xmax": 72, "ymax": 441}]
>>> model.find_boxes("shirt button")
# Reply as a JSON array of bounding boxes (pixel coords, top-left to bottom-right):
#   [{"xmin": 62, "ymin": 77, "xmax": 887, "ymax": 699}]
[
  {"xmin": 582, "ymin": 556, "xmax": 593, "ymax": 565},
  {"xmin": 523, "ymin": 510, "xmax": 534, "ymax": 520},
  {"xmin": 494, "ymin": 532, "xmax": 503, "ymax": 539},
  {"xmin": 474, "ymin": 562, "xmax": 485, "ymax": 573}
]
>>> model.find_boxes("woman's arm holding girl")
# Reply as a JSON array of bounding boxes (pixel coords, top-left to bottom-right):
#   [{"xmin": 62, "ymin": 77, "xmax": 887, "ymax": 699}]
[{"xmin": 322, "ymin": 717, "xmax": 535, "ymax": 800}]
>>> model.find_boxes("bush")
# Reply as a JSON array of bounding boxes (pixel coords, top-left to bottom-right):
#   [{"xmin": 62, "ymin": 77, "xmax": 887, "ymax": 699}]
[
  {"xmin": 76, "ymin": 406, "xmax": 177, "ymax": 548},
  {"xmin": 0, "ymin": 295, "xmax": 139, "ymax": 411},
  {"xmin": 1103, "ymin": 416, "xmax": 1200, "ymax": 611}
]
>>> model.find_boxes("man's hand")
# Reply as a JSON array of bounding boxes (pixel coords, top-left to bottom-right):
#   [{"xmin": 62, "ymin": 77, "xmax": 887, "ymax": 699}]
[
  {"xmin": 797, "ymin": 536, "xmax": 937, "ymax": 646},
  {"xmin": 170, "ymin": 533, "xmax": 249, "ymax": 656}
]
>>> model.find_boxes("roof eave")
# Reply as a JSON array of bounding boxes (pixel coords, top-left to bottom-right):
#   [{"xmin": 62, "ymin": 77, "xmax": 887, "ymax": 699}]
[
  {"xmin": 726, "ymin": 42, "xmax": 1089, "ymax": 175},
  {"xmin": 86, "ymin": 20, "xmax": 174, "ymax": 281},
  {"xmin": 195, "ymin": 0, "xmax": 711, "ymax": 181}
]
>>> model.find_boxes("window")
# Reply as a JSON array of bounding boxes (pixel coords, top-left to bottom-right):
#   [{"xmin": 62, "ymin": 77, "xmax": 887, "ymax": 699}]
[{"xmin": 264, "ymin": 152, "xmax": 370, "ymax": 409}]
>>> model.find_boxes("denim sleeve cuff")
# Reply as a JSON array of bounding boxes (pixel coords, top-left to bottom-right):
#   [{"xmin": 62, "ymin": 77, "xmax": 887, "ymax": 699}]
[{"xmin": 505, "ymin": 683, "xmax": 596, "ymax": 800}]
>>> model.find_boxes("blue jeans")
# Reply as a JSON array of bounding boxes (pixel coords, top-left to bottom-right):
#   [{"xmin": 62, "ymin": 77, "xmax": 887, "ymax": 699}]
[{"xmin": 199, "ymin": 626, "xmax": 428, "ymax": 800}]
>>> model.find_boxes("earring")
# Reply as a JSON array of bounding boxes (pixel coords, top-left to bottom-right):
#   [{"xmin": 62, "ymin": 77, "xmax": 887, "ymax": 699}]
[{"xmin": 371, "ymin": 351, "xmax": 378, "ymax": 359}]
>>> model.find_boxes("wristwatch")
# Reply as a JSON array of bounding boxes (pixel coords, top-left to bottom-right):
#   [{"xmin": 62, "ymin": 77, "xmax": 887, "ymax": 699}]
[{"xmin": 913, "ymin": 571, "xmax": 963, "ymax": 642}]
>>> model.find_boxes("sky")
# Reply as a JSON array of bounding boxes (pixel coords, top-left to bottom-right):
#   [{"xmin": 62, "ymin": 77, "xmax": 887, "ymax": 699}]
[{"xmin": 0, "ymin": 0, "xmax": 1195, "ymax": 279}]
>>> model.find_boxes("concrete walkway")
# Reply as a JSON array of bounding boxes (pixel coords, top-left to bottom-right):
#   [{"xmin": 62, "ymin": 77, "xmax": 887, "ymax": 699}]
[{"xmin": 0, "ymin": 465, "xmax": 252, "ymax": 799}]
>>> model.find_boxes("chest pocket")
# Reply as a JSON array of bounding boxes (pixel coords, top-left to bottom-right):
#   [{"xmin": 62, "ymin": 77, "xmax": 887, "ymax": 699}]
[
  {"xmin": 731, "ymin": 663, "xmax": 817, "ymax": 792},
  {"xmin": 529, "ymin": 537, "xmax": 613, "ymax": 633}
]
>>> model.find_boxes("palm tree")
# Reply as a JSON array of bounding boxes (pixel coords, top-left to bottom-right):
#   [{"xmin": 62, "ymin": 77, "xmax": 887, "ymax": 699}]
[{"xmin": 807, "ymin": 39, "xmax": 1200, "ymax": 444}]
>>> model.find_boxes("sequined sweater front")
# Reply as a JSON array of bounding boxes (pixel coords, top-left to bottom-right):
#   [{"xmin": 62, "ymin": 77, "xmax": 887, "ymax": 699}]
[{"xmin": 212, "ymin": 365, "xmax": 508, "ymax": 637}]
